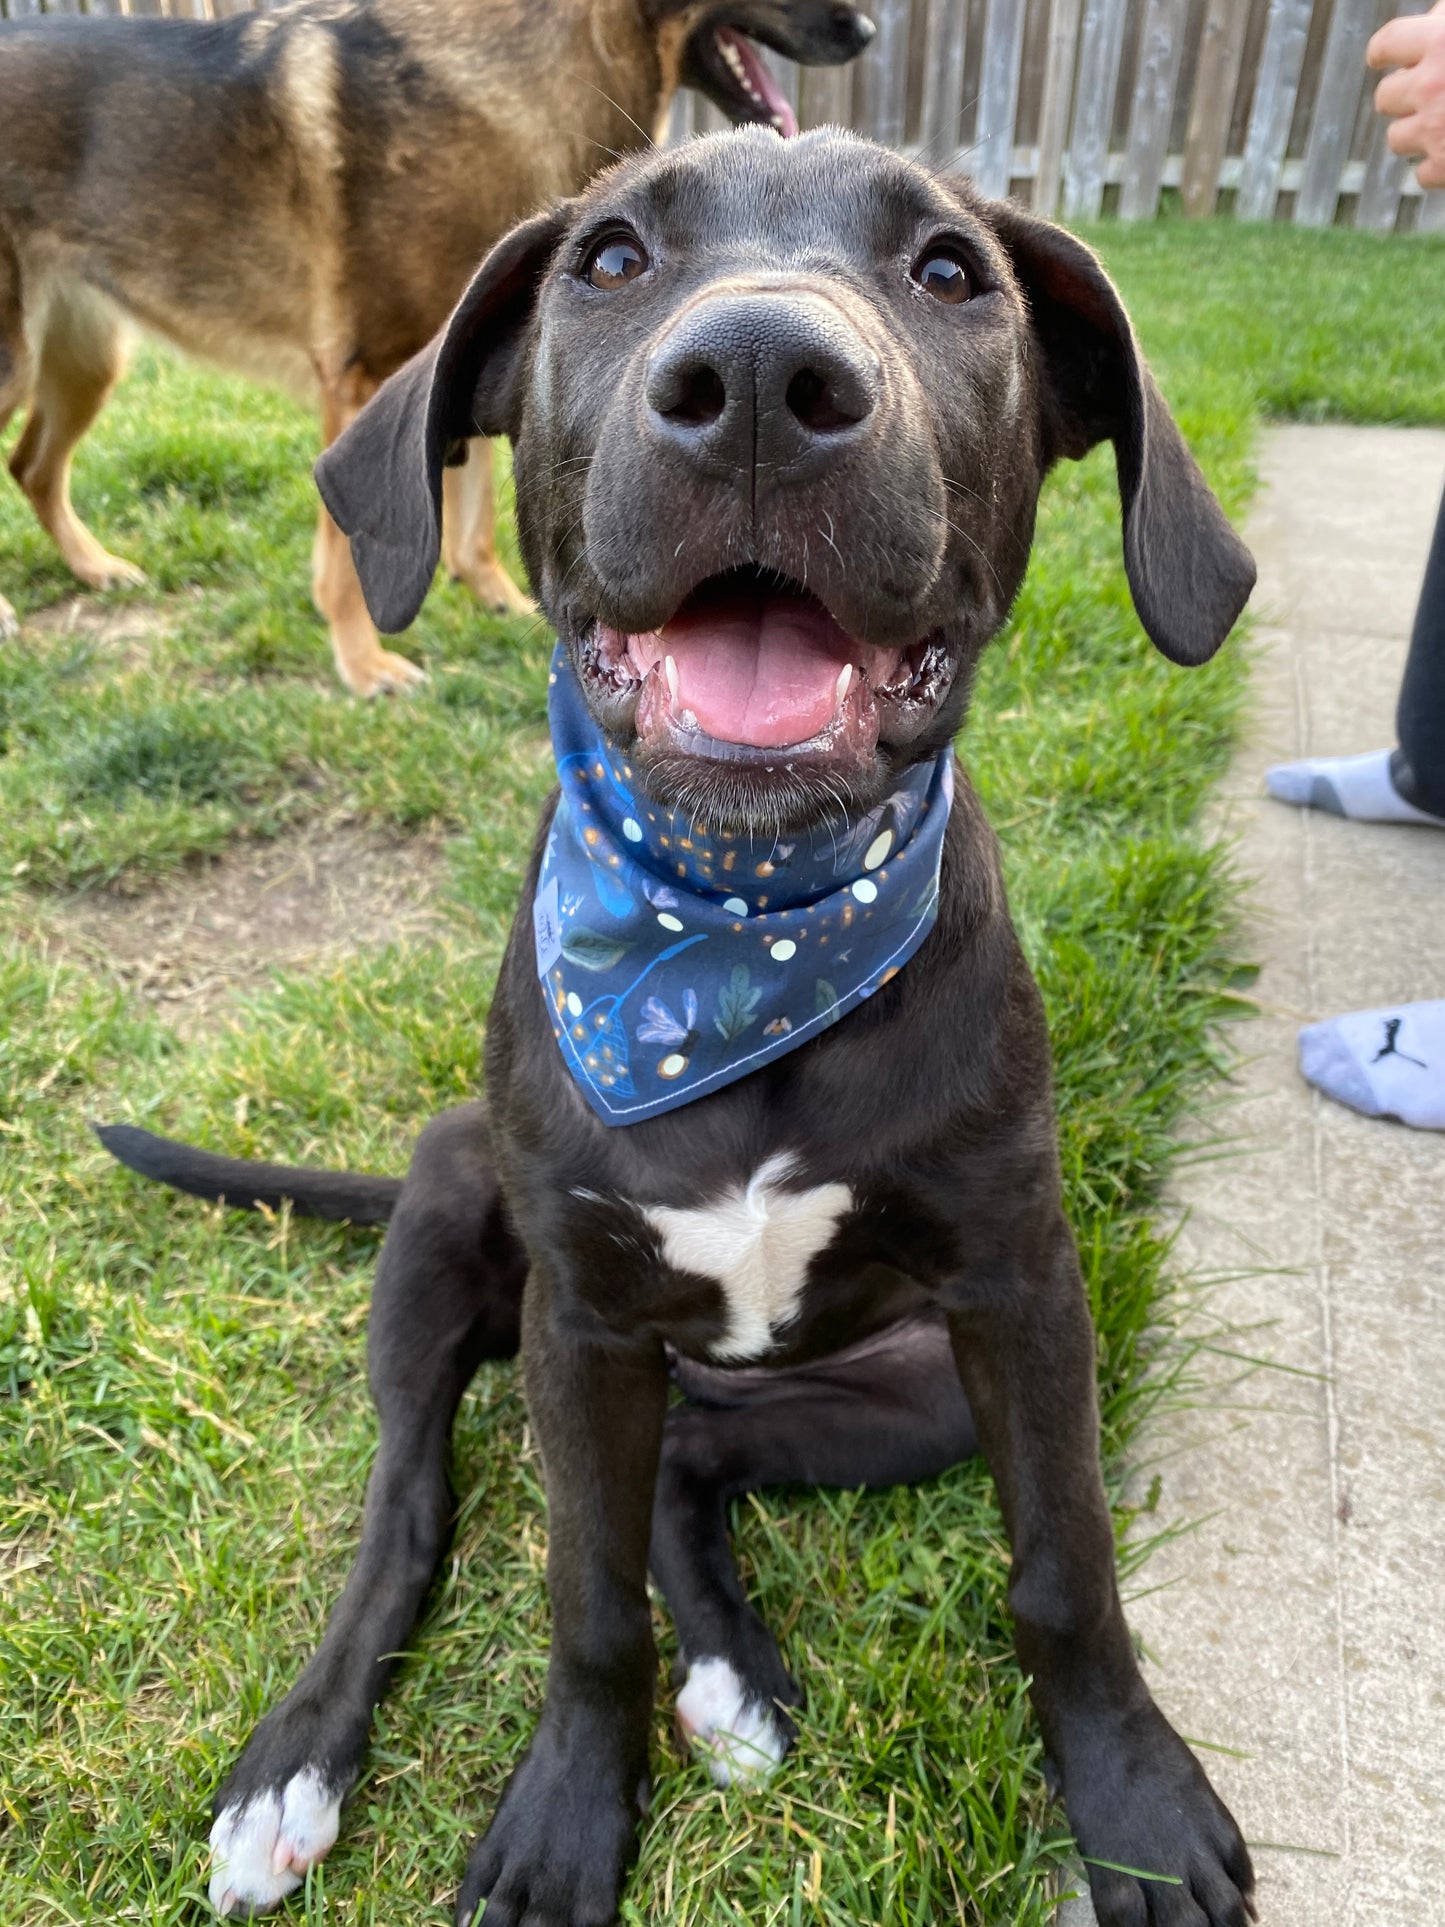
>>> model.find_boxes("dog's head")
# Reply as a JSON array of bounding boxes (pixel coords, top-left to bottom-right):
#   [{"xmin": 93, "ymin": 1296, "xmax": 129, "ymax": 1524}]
[
  {"xmin": 652, "ymin": 4, "xmax": 876, "ymax": 134},
  {"xmin": 318, "ymin": 130, "xmax": 1253, "ymax": 831}
]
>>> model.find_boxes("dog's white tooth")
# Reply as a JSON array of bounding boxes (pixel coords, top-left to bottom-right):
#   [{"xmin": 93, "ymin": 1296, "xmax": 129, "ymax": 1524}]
[
  {"xmin": 835, "ymin": 663, "xmax": 853, "ymax": 704},
  {"xmin": 665, "ymin": 654, "xmax": 680, "ymax": 703},
  {"xmin": 719, "ymin": 38, "xmax": 763, "ymax": 104}
]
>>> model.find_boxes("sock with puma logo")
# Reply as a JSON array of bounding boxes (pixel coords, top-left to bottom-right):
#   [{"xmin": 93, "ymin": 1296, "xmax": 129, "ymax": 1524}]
[{"xmin": 1299, "ymin": 1000, "xmax": 1445, "ymax": 1130}]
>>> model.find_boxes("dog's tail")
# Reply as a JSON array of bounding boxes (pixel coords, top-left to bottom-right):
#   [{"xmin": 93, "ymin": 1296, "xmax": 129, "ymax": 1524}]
[{"xmin": 94, "ymin": 1123, "xmax": 402, "ymax": 1225}]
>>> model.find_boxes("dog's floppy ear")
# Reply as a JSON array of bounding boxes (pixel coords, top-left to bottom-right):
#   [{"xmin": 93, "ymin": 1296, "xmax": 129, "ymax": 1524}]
[
  {"xmin": 315, "ymin": 201, "xmax": 575, "ymax": 634},
  {"xmin": 985, "ymin": 199, "xmax": 1254, "ymax": 666}
]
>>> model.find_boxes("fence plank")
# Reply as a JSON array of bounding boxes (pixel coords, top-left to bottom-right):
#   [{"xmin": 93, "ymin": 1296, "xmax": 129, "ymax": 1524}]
[
  {"xmin": 1356, "ymin": 108, "xmax": 1412, "ymax": 230},
  {"xmin": 798, "ymin": 53, "xmax": 855, "ymax": 131},
  {"xmin": 1236, "ymin": 0, "xmax": 1313, "ymax": 220},
  {"xmin": 1035, "ymin": 0, "xmax": 1084, "ymax": 214},
  {"xmin": 975, "ymin": 0, "xmax": 1030, "ymax": 194},
  {"xmin": 1119, "ymin": 0, "xmax": 1190, "ymax": 216},
  {"xmin": 857, "ymin": 0, "xmax": 913, "ymax": 144},
  {"xmin": 1419, "ymin": 191, "xmax": 1445, "ymax": 232},
  {"xmin": 1295, "ymin": 0, "xmax": 1376, "ymax": 225},
  {"xmin": 1062, "ymin": 0, "xmax": 1131, "ymax": 216},
  {"xmin": 919, "ymin": 0, "xmax": 971, "ymax": 163},
  {"xmin": 1181, "ymin": 0, "xmax": 1251, "ymax": 215},
  {"xmin": 666, "ymin": 90, "xmax": 696, "ymax": 145}
]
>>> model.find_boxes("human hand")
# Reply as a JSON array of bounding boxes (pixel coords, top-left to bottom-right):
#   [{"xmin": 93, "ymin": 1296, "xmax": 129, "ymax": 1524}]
[{"xmin": 1368, "ymin": 0, "xmax": 1445, "ymax": 189}]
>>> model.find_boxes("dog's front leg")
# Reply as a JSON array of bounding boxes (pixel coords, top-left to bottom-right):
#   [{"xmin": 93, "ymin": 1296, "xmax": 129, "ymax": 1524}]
[
  {"xmin": 441, "ymin": 441, "xmax": 536, "ymax": 616},
  {"xmin": 948, "ymin": 1214, "xmax": 1255, "ymax": 1927},
  {"xmin": 456, "ymin": 1268, "xmax": 668, "ymax": 1927}
]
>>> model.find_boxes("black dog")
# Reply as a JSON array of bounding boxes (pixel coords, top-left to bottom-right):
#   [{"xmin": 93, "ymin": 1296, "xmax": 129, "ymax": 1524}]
[{"xmin": 101, "ymin": 127, "xmax": 1256, "ymax": 1926}]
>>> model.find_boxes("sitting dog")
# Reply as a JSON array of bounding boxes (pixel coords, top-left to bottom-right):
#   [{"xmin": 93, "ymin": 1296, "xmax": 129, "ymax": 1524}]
[
  {"xmin": 0, "ymin": 0, "xmax": 870, "ymax": 693},
  {"xmin": 100, "ymin": 127, "xmax": 1258, "ymax": 1926}
]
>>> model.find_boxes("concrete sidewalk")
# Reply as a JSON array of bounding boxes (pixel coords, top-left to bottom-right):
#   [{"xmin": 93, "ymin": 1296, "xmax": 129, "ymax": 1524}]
[{"xmin": 1074, "ymin": 425, "xmax": 1445, "ymax": 1926}]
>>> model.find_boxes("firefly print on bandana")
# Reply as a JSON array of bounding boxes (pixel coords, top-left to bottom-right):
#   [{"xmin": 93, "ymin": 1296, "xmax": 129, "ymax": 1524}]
[{"xmin": 535, "ymin": 643, "xmax": 954, "ymax": 1125}]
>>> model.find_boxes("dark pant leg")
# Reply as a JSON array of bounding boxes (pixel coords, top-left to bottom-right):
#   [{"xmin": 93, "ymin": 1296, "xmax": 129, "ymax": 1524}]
[{"xmin": 1396, "ymin": 481, "xmax": 1445, "ymax": 816}]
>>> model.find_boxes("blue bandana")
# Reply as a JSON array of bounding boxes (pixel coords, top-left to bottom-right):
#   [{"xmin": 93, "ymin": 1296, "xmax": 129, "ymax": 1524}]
[{"xmin": 534, "ymin": 645, "xmax": 953, "ymax": 1125}]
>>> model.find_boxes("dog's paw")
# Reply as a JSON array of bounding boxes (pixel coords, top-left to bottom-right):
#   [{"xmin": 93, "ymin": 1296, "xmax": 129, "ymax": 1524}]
[
  {"xmin": 455, "ymin": 1729, "xmax": 645, "ymax": 1926},
  {"xmin": 78, "ymin": 552, "xmax": 147, "ymax": 593},
  {"xmin": 1065, "ymin": 1710, "xmax": 1255, "ymax": 1927},
  {"xmin": 208, "ymin": 1768, "xmax": 341, "ymax": 1918},
  {"xmin": 343, "ymin": 648, "xmax": 428, "ymax": 699},
  {"xmin": 453, "ymin": 560, "xmax": 536, "ymax": 617},
  {"xmin": 676, "ymin": 1656, "xmax": 792, "ymax": 1787}
]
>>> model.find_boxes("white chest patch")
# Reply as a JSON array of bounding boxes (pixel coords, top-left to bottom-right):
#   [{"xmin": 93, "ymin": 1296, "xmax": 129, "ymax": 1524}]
[{"xmin": 643, "ymin": 1152, "xmax": 851, "ymax": 1361}]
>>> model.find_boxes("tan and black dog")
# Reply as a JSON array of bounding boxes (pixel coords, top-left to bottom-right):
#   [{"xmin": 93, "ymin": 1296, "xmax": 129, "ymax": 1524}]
[
  {"xmin": 0, "ymin": 0, "xmax": 872, "ymax": 693},
  {"xmin": 103, "ymin": 128, "xmax": 1257, "ymax": 1927}
]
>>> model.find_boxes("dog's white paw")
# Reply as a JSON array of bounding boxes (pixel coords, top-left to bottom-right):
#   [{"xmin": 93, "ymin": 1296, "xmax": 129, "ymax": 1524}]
[
  {"xmin": 208, "ymin": 1768, "xmax": 341, "ymax": 1917},
  {"xmin": 676, "ymin": 1656, "xmax": 789, "ymax": 1788}
]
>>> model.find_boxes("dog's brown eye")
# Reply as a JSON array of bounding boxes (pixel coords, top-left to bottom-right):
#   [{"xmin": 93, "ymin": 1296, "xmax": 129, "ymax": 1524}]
[
  {"xmin": 585, "ymin": 234, "xmax": 648, "ymax": 289},
  {"xmin": 914, "ymin": 251, "xmax": 971, "ymax": 304}
]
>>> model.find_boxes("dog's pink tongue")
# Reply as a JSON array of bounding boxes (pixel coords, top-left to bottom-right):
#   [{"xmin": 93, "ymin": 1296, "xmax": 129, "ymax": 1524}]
[{"xmin": 662, "ymin": 596, "xmax": 850, "ymax": 748}]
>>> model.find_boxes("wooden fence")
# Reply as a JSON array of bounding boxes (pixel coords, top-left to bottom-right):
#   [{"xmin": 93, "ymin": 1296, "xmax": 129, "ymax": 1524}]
[
  {"xmin": 3, "ymin": 0, "xmax": 1442, "ymax": 232},
  {"xmin": 673, "ymin": 0, "xmax": 1445, "ymax": 232}
]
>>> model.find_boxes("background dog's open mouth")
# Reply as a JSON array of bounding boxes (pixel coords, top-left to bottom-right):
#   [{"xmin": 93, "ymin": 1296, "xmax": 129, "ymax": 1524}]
[
  {"xmin": 584, "ymin": 568, "xmax": 949, "ymax": 763},
  {"xmin": 712, "ymin": 29, "xmax": 799, "ymax": 136}
]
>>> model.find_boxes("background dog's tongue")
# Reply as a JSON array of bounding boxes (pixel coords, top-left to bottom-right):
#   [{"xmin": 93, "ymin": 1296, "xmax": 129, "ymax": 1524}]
[
  {"xmin": 662, "ymin": 597, "xmax": 850, "ymax": 748},
  {"xmin": 718, "ymin": 28, "xmax": 800, "ymax": 137}
]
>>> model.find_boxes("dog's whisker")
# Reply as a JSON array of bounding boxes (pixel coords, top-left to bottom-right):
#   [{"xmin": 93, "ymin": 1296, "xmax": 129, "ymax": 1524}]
[
  {"xmin": 914, "ymin": 92, "xmax": 985, "ymax": 170},
  {"xmin": 576, "ymin": 77, "xmax": 656, "ymax": 150}
]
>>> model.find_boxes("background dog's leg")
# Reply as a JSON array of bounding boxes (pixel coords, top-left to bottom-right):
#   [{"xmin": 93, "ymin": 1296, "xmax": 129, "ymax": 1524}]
[
  {"xmin": 651, "ymin": 1314, "xmax": 977, "ymax": 1787},
  {"xmin": 314, "ymin": 369, "xmax": 427, "ymax": 697},
  {"xmin": 207, "ymin": 1106, "xmax": 526, "ymax": 1920},
  {"xmin": 456, "ymin": 1274, "xmax": 667, "ymax": 1927},
  {"xmin": 7, "ymin": 285, "xmax": 144, "ymax": 599},
  {"xmin": 0, "ymin": 229, "xmax": 30, "ymax": 638},
  {"xmin": 947, "ymin": 1216, "xmax": 1254, "ymax": 1927},
  {"xmin": 441, "ymin": 440, "xmax": 535, "ymax": 615}
]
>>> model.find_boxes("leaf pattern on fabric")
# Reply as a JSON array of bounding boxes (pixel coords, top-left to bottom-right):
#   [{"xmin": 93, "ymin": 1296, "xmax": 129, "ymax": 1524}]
[
  {"xmin": 561, "ymin": 927, "xmax": 633, "ymax": 972},
  {"xmin": 589, "ymin": 862, "xmax": 635, "ymax": 919},
  {"xmin": 815, "ymin": 978, "xmax": 842, "ymax": 1027},
  {"xmin": 714, "ymin": 964, "xmax": 762, "ymax": 1041}
]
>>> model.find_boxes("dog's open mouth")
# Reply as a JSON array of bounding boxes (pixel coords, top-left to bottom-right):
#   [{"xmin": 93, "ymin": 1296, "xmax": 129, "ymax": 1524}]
[
  {"xmin": 579, "ymin": 567, "xmax": 951, "ymax": 766},
  {"xmin": 711, "ymin": 29, "xmax": 799, "ymax": 136}
]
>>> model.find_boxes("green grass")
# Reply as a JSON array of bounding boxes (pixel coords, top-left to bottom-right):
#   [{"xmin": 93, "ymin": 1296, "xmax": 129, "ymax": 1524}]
[{"xmin": 1, "ymin": 222, "xmax": 1443, "ymax": 1926}]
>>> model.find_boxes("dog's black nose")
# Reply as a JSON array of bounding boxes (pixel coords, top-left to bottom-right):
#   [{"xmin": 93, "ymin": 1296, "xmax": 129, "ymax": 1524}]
[{"xmin": 644, "ymin": 292, "xmax": 878, "ymax": 479}]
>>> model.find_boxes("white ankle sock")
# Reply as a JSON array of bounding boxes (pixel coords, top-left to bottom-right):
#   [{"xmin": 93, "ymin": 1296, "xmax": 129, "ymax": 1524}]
[
  {"xmin": 1299, "ymin": 1001, "xmax": 1445, "ymax": 1130},
  {"xmin": 1265, "ymin": 749, "xmax": 1445, "ymax": 824}
]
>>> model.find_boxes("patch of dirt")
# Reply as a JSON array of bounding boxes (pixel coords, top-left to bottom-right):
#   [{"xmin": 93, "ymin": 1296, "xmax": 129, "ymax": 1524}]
[
  {"xmin": 31, "ymin": 824, "xmax": 442, "ymax": 1034},
  {"xmin": 25, "ymin": 594, "xmax": 176, "ymax": 672}
]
